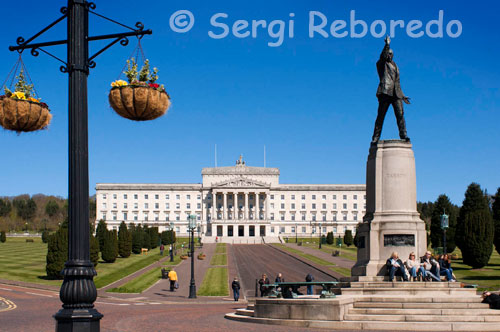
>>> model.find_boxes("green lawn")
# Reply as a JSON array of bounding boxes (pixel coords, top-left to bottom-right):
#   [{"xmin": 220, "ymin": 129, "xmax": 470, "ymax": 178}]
[
  {"xmin": 447, "ymin": 249, "xmax": 500, "ymax": 291},
  {"xmin": 0, "ymin": 237, "xmax": 166, "ymax": 289},
  {"xmin": 274, "ymin": 243, "xmax": 336, "ymax": 266},
  {"xmin": 0, "ymin": 237, "xmax": 61, "ymax": 286},
  {"xmin": 197, "ymin": 267, "xmax": 229, "ymax": 296},
  {"xmin": 215, "ymin": 243, "xmax": 227, "ymax": 254},
  {"xmin": 94, "ymin": 248, "xmax": 163, "ymax": 288},
  {"xmin": 210, "ymin": 253, "xmax": 227, "ymax": 266},
  {"xmin": 107, "ymin": 267, "xmax": 161, "ymax": 293},
  {"xmin": 301, "ymin": 243, "xmax": 358, "ymax": 261},
  {"xmin": 330, "ymin": 266, "xmax": 351, "ymax": 277}
]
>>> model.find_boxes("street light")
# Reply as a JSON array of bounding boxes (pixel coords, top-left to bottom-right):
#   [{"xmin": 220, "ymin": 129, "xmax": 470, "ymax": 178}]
[
  {"xmin": 169, "ymin": 222, "xmax": 174, "ymax": 262},
  {"xmin": 440, "ymin": 210, "xmax": 449, "ymax": 255},
  {"xmin": 188, "ymin": 214, "xmax": 197, "ymax": 299},
  {"xmin": 7, "ymin": 2, "xmax": 152, "ymax": 330},
  {"xmin": 295, "ymin": 223, "xmax": 298, "ymax": 243},
  {"xmin": 319, "ymin": 222, "xmax": 322, "ymax": 249}
]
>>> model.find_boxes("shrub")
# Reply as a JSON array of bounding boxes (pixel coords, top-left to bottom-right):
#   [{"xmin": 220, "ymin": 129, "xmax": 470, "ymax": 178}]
[
  {"xmin": 102, "ymin": 230, "xmax": 118, "ymax": 263},
  {"xmin": 132, "ymin": 225, "xmax": 144, "ymax": 254},
  {"xmin": 492, "ymin": 187, "xmax": 500, "ymax": 256},
  {"xmin": 90, "ymin": 233, "xmax": 99, "ymax": 267},
  {"xmin": 326, "ymin": 231, "xmax": 334, "ymax": 245},
  {"xmin": 95, "ymin": 219, "xmax": 107, "ymax": 252},
  {"xmin": 344, "ymin": 230, "xmax": 353, "ymax": 247},
  {"xmin": 456, "ymin": 183, "xmax": 494, "ymax": 268},
  {"xmin": 41, "ymin": 230, "xmax": 50, "ymax": 243},
  {"xmin": 46, "ymin": 223, "xmax": 68, "ymax": 279},
  {"xmin": 118, "ymin": 221, "xmax": 132, "ymax": 258}
]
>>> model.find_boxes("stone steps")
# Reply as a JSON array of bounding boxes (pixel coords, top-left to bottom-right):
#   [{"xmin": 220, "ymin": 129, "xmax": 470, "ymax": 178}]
[
  {"xmin": 349, "ymin": 307, "xmax": 500, "ymax": 315},
  {"xmin": 235, "ymin": 308, "xmax": 254, "ymax": 317},
  {"xmin": 225, "ymin": 313, "xmax": 500, "ymax": 331},
  {"xmin": 359, "ymin": 295, "xmax": 483, "ymax": 303},
  {"xmin": 350, "ymin": 281, "xmax": 462, "ymax": 288},
  {"xmin": 354, "ymin": 301, "xmax": 489, "ymax": 309},
  {"xmin": 345, "ymin": 313, "xmax": 500, "ymax": 322},
  {"xmin": 342, "ymin": 287, "xmax": 477, "ymax": 296}
]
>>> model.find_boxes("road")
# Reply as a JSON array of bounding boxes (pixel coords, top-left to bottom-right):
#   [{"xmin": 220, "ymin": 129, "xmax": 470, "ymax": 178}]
[
  {"xmin": 231, "ymin": 244, "xmax": 336, "ymax": 298},
  {"xmin": 0, "ymin": 284, "xmax": 335, "ymax": 332}
]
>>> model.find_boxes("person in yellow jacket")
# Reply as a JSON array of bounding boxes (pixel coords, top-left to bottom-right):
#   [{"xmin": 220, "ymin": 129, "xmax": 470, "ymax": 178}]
[{"xmin": 168, "ymin": 269, "xmax": 178, "ymax": 292}]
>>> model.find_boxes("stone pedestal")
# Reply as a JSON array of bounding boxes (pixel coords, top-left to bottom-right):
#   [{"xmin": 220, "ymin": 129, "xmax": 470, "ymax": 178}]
[{"xmin": 352, "ymin": 140, "xmax": 427, "ymax": 277}]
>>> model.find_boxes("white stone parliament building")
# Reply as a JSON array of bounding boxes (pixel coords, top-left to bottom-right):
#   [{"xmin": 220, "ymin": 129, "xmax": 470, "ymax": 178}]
[{"xmin": 96, "ymin": 157, "xmax": 366, "ymax": 243}]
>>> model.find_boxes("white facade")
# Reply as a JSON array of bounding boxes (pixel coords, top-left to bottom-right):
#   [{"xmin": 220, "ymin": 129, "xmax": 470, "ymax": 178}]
[{"xmin": 96, "ymin": 157, "xmax": 366, "ymax": 243}]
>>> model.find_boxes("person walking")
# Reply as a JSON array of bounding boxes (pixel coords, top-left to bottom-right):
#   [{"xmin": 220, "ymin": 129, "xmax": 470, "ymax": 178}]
[
  {"xmin": 160, "ymin": 243, "xmax": 164, "ymax": 256},
  {"xmin": 305, "ymin": 273, "xmax": 314, "ymax": 295},
  {"xmin": 232, "ymin": 277, "xmax": 241, "ymax": 302},
  {"xmin": 168, "ymin": 268, "xmax": 178, "ymax": 292}
]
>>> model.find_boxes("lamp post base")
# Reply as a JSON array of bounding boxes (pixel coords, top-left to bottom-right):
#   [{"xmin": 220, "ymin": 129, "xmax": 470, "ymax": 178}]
[
  {"xmin": 54, "ymin": 308, "xmax": 103, "ymax": 332},
  {"xmin": 189, "ymin": 282, "xmax": 197, "ymax": 299}
]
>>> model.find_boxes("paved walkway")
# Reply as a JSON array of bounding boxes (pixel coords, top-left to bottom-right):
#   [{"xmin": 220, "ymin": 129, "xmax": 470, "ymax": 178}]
[{"xmin": 283, "ymin": 242, "xmax": 355, "ymax": 269}]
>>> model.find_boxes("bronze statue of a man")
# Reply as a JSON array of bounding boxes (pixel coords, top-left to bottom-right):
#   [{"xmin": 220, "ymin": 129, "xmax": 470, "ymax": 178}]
[{"xmin": 371, "ymin": 36, "xmax": 411, "ymax": 144}]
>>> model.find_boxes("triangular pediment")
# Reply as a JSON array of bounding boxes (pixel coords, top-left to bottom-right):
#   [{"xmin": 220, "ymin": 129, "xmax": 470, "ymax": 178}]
[{"xmin": 212, "ymin": 176, "xmax": 270, "ymax": 188}]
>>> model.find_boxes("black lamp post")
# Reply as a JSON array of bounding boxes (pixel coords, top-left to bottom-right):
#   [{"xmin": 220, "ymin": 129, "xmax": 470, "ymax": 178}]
[
  {"xmin": 8, "ymin": 2, "xmax": 151, "ymax": 331},
  {"xmin": 295, "ymin": 223, "xmax": 298, "ymax": 243},
  {"xmin": 188, "ymin": 214, "xmax": 197, "ymax": 299},
  {"xmin": 169, "ymin": 222, "xmax": 174, "ymax": 262},
  {"xmin": 319, "ymin": 222, "xmax": 322, "ymax": 249},
  {"xmin": 440, "ymin": 210, "xmax": 449, "ymax": 255}
]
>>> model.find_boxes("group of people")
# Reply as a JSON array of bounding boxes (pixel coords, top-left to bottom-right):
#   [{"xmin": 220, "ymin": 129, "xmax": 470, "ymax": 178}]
[{"xmin": 387, "ymin": 251, "xmax": 457, "ymax": 282}]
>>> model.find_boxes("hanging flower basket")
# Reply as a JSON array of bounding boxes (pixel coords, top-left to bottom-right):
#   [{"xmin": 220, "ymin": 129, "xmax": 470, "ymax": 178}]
[
  {"xmin": 0, "ymin": 96, "xmax": 51, "ymax": 132},
  {"xmin": 108, "ymin": 58, "xmax": 170, "ymax": 121},
  {"xmin": 0, "ymin": 68, "xmax": 51, "ymax": 133}
]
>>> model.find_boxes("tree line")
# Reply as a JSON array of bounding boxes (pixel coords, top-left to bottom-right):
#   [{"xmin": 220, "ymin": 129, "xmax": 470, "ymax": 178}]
[
  {"xmin": 418, "ymin": 183, "xmax": 500, "ymax": 269},
  {"xmin": 0, "ymin": 194, "xmax": 96, "ymax": 232},
  {"xmin": 45, "ymin": 219, "xmax": 177, "ymax": 279}
]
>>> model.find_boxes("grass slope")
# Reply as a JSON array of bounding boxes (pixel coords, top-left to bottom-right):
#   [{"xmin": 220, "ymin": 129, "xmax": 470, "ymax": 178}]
[
  {"xmin": 108, "ymin": 267, "xmax": 161, "ymax": 293},
  {"xmin": 197, "ymin": 267, "xmax": 229, "ymax": 296},
  {"xmin": 210, "ymin": 254, "xmax": 227, "ymax": 266}
]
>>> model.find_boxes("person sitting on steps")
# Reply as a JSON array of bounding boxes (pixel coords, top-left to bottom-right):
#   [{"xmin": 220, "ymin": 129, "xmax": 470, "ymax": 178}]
[
  {"xmin": 405, "ymin": 252, "xmax": 426, "ymax": 281},
  {"xmin": 438, "ymin": 254, "xmax": 456, "ymax": 282},
  {"xmin": 421, "ymin": 251, "xmax": 441, "ymax": 281},
  {"xmin": 386, "ymin": 251, "xmax": 408, "ymax": 282}
]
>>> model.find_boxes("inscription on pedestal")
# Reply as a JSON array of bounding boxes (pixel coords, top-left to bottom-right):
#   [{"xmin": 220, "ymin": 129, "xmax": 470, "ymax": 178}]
[{"xmin": 384, "ymin": 234, "xmax": 415, "ymax": 247}]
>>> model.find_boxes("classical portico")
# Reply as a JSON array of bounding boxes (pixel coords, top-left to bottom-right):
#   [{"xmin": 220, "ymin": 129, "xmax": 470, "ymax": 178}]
[{"xmin": 201, "ymin": 157, "xmax": 277, "ymax": 242}]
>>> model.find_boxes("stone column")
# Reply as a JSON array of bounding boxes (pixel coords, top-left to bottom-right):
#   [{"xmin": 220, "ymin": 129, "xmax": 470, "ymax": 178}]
[
  {"xmin": 222, "ymin": 192, "xmax": 227, "ymax": 221},
  {"xmin": 212, "ymin": 191, "xmax": 216, "ymax": 221},
  {"xmin": 233, "ymin": 192, "xmax": 238, "ymax": 220},
  {"xmin": 244, "ymin": 192, "xmax": 249, "ymax": 220},
  {"xmin": 352, "ymin": 140, "xmax": 427, "ymax": 278},
  {"xmin": 255, "ymin": 192, "xmax": 259, "ymax": 220},
  {"xmin": 265, "ymin": 192, "xmax": 269, "ymax": 220}
]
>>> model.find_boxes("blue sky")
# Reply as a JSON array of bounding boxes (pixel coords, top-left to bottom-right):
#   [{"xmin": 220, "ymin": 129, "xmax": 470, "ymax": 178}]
[{"xmin": 1, "ymin": 0, "xmax": 499, "ymax": 205}]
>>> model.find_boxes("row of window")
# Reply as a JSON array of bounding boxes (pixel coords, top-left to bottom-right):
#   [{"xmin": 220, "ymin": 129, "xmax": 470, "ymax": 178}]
[
  {"xmin": 102, "ymin": 212, "xmax": 202, "ymax": 222},
  {"xmin": 103, "ymin": 202, "xmax": 202, "ymax": 210},
  {"xmin": 102, "ymin": 193, "xmax": 201, "ymax": 200},
  {"xmin": 270, "ymin": 202, "xmax": 363, "ymax": 210},
  {"xmin": 102, "ymin": 202, "xmax": 365, "ymax": 211},
  {"xmin": 270, "ymin": 212, "xmax": 358, "ymax": 221},
  {"xmin": 101, "ymin": 193, "xmax": 366, "ymax": 202},
  {"xmin": 270, "ymin": 194, "xmax": 365, "ymax": 201}
]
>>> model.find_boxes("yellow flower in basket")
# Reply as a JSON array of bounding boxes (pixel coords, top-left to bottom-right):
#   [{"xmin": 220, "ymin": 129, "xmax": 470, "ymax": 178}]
[
  {"xmin": 28, "ymin": 97, "xmax": 40, "ymax": 103},
  {"xmin": 11, "ymin": 91, "xmax": 26, "ymax": 100},
  {"xmin": 111, "ymin": 80, "xmax": 128, "ymax": 88}
]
